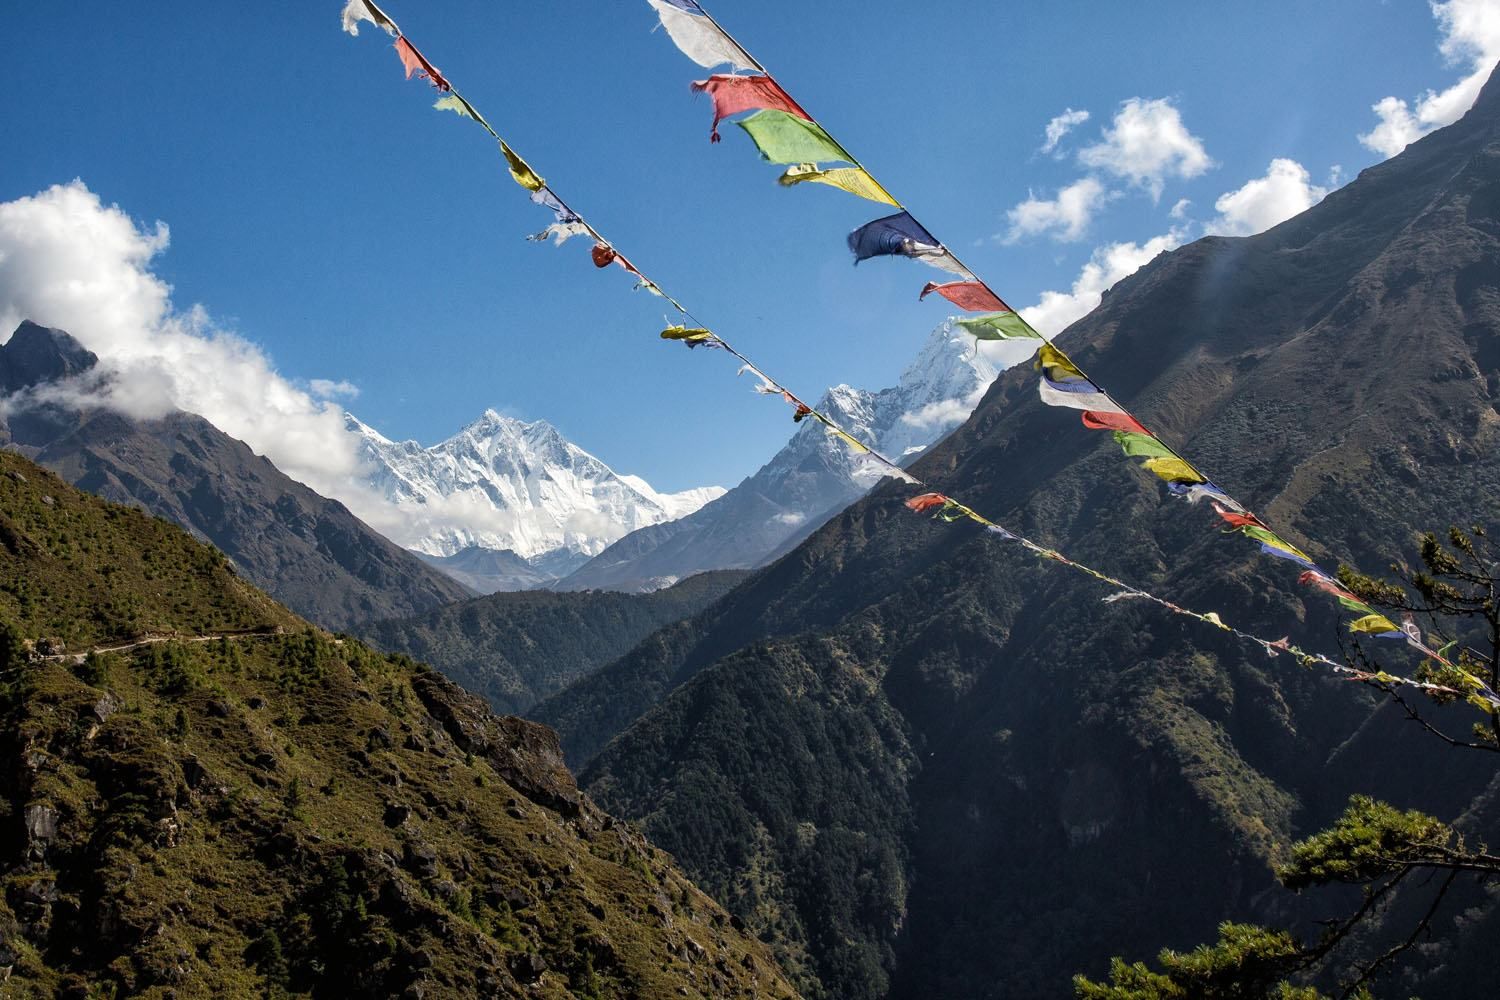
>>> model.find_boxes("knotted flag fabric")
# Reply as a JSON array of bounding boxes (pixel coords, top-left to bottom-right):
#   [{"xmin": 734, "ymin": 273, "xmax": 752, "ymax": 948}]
[
  {"xmin": 954, "ymin": 312, "xmax": 1040, "ymax": 341},
  {"xmin": 778, "ymin": 164, "xmax": 898, "ymax": 206},
  {"xmin": 342, "ymin": 0, "xmax": 398, "ymax": 36},
  {"xmin": 395, "ymin": 37, "xmax": 450, "ymax": 91},
  {"xmin": 592, "ymin": 244, "xmax": 618, "ymax": 268},
  {"xmin": 849, "ymin": 213, "xmax": 970, "ymax": 279},
  {"xmin": 693, "ymin": 75, "xmax": 809, "ymax": 142},
  {"xmin": 920, "ymin": 281, "xmax": 1010, "ymax": 313},
  {"xmin": 737, "ymin": 110, "xmax": 851, "ymax": 165},
  {"xmin": 646, "ymin": 0, "xmax": 758, "ymax": 72}
]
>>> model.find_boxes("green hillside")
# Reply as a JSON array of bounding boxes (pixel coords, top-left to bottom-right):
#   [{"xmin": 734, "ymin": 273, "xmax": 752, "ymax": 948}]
[{"xmin": 0, "ymin": 452, "xmax": 798, "ymax": 998}]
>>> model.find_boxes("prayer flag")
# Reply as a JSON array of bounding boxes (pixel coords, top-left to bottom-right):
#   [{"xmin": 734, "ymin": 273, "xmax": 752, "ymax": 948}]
[
  {"xmin": 342, "ymin": 0, "xmax": 398, "ymax": 37},
  {"xmin": 1143, "ymin": 456, "xmax": 1206, "ymax": 485},
  {"xmin": 848, "ymin": 212, "xmax": 943, "ymax": 264},
  {"xmin": 528, "ymin": 222, "xmax": 591, "ymax": 245},
  {"xmin": 1350, "ymin": 613, "xmax": 1402, "ymax": 636},
  {"xmin": 955, "ymin": 312, "xmax": 1041, "ymax": 341},
  {"xmin": 693, "ymin": 75, "xmax": 808, "ymax": 142},
  {"xmin": 645, "ymin": 0, "xmax": 758, "ymax": 73},
  {"xmin": 661, "ymin": 325, "xmax": 717, "ymax": 348},
  {"xmin": 778, "ymin": 164, "xmax": 898, "ymax": 206},
  {"xmin": 395, "ymin": 37, "xmax": 450, "ymax": 92},
  {"xmin": 1113, "ymin": 431, "xmax": 1174, "ymax": 460},
  {"xmin": 1038, "ymin": 379, "xmax": 1125, "ymax": 413},
  {"xmin": 905, "ymin": 493, "xmax": 949, "ymax": 514},
  {"xmin": 1035, "ymin": 343, "xmax": 1087, "ymax": 383},
  {"xmin": 737, "ymin": 110, "xmax": 851, "ymax": 165},
  {"xmin": 1081, "ymin": 411, "xmax": 1149, "ymax": 434},
  {"xmin": 920, "ymin": 281, "xmax": 1010, "ymax": 312},
  {"xmin": 501, "ymin": 141, "xmax": 544, "ymax": 192}
]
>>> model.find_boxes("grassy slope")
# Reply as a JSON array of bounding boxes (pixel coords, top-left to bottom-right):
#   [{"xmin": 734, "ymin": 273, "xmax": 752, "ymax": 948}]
[{"xmin": 0, "ymin": 453, "xmax": 798, "ymax": 999}]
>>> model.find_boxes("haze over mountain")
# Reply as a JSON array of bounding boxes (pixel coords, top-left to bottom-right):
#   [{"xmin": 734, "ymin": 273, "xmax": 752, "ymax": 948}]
[
  {"xmin": 0, "ymin": 322, "xmax": 472, "ymax": 630},
  {"xmin": 534, "ymin": 65, "xmax": 1500, "ymax": 1000},
  {"xmin": 559, "ymin": 320, "xmax": 1009, "ymax": 593},
  {"xmin": 349, "ymin": 410, "xmax": 724, "ymax": 590}
]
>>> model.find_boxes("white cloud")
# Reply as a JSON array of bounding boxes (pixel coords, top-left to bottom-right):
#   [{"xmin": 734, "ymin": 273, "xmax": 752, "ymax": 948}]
[
  {"xmin": 308, "ymin": 378, "xmax": 360, "ymax": 399},
  {"xmin": 1360, "ymin": 0, "xmax": 1500, "ymax": 157},
  {"xmin": 900, "ymin": 396, "xmax": 980, "ymax": 433},
  {"xmin": 1019, "ymin": 229, "xmax": 1189, "ymax": 337},
  {"xmin": 1205, "ymin": 158, "xmax": 1329, "ymax": 237},
  {"xmin": 772, "ymin": 511, "xmax": 807, "ymax": 528},
  {"xmin": 1079, "ymin": 98, "xmax": 1214, "ymax": 200},
  {"xmin": 1041, "ymin": 108, "xmax": 1091, "ymax": 155},
  {"xmin": 0, "ymin": 180, "xmax": 387, "ymax": 518},
  {"xmin": 1003, "ymin": 177, "xmax": 1111, "ymax": 243},
  {"xmin": 1169, "ymin": 198, "xmax": 1193, "ymax": 220}
]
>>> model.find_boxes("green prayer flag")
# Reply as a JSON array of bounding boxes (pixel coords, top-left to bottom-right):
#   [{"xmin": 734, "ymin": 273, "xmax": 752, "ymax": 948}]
[
  {"xmin": 1113, "ymin": 431, "xmax": 1173, "ymax": 459},
  {"xmin": 736, "ymin": 110, "xmax": 851, "ymax": 165},
  {"xmin": 954, "ymin": 312, "xmax": 1040, "ymax": 341}
]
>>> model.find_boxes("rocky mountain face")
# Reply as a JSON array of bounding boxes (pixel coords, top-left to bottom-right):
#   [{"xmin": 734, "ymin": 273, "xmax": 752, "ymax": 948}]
[
  {"xmin": 348, "ymin": 410, "xmax": 724, "ymax": 584},
  {"xmin": 558, "ymin": 321, "xmax": 1002, "ymax": 593},
  {"xmin": 358, "ymin": 570, "xmax": 749, "ymax": 717},
  {"xmin": 0, "ymin": 451, "xmax": 799, "ymax": 998},
  {"xmin": 0, "ymin": 322, "xmax": 473, "ymax": 631},
  {"xmin": 534, "ymin": 68, "xmax": 1500, "ymax": 999}
]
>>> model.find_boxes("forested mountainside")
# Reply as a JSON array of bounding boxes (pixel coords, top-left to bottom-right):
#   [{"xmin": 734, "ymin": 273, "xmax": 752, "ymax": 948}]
[
  {"xmin": 359, "ymin": 570, "xmax": 748, "ymax": 716},
  {"xmin": 534, "ymin": 66, "xmax": 1500, "ymax": 1000},
  {"xmin": 1, "ymin": 322, "xmax": 473, "ymax": 631},
  {"xmin": 0, "ymin": 451, "xmax": 797, "ymax": 998}
]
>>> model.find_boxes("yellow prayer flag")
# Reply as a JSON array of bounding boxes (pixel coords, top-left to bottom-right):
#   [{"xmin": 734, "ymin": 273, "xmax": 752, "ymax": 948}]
[
  {"xmin": 1349, "ymin": 613, "xmax": 1400, "ymax": 635},
  {"xmin": 778, "ymin": 164, "xmax": 899, "ymax": 206},
  {"xmin": 500, "ymin": 140, "xmax": 544, "ymax": 192},
  {"xmin": 1142, "ymin": 457, "xmax": 1206, "ymax": 485}
]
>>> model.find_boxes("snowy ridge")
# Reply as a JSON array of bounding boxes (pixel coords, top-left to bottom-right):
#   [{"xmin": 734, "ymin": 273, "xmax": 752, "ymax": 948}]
[
  {"xmin": 347, "ymin": 409, "xmax": 724, "ymax": 567},
  {"xmin": 560, "ymin": 319, "xmax": 1004, "ymax": 591}
]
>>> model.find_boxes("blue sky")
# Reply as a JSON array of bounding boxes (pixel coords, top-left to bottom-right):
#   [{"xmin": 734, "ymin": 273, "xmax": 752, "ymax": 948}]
[{"xmin": 2, "ymin": 1, "xmax": 1489, "ymax": 492}]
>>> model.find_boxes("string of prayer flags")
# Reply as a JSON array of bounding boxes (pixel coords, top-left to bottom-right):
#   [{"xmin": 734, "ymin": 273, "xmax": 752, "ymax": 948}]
[
  {"xmin": 693, "ymin": 75, "xmax": 809, "ymax": 142},
  {"xmin": 661, "ymin": 325, "xmax": 719, "ymax": 348},
  {"xmin": 737, "ymin": 110, "xmax": 852, "ymax": 165},
  {"xmin": 633, "ymin": 0, "xmax": 1473, "ymax": 663},
  {"xmin": 778, "ymin": 164, "xmax": 898, "ymax": 206},
  {"xmin": 920, "ymin": 281, "xmax": 1010, "ymax": 313},
  {"xmin": 954, "ymin": 312, "xmax": 1041, "ymax": 342},
  {"xmin": 346, "ymin": 0, "xmax": 1491, "ymax": 712},
  {"xmin": 645, "ymin": 0, "xmax": 758, "ymax": 73},
  {"xmin": 395, "ymin": 37, "xmax": 450, "ymax": 91},
  {"xmin": 342, "ymin": 0, "xmax": 398, "ymax": 36}
]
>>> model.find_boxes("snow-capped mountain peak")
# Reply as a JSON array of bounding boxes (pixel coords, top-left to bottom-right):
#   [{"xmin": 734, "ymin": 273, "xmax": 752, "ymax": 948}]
[{"xmin": 346, "ymin": 410, "xmax": 725, "ymax": 569}]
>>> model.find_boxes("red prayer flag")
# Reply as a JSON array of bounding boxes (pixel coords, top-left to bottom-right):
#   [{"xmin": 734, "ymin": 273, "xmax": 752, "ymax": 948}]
[
  {"xmin": 793, "ymin": 403, "xmax": 813, "ymax": 423},
  {"xmin": 1216, "ymin": 509, "xmax": 1265, "ymax": 530},
  {"xmin": 691, "ymin": 74, "xmax": 810, "ymax": 142},
  {"xmin": 395, "ymin": 37, "xmax": 450, "ymax": 91},
  {"xmin": 905, "ymin": 493, "xmax": 949, "ymax": 514},
  {"xmin": 919, "ymin": 281, "xmax": 1011, "ymax": 313},
  {"xmin": 1080, "ymin": 411, "xmax": 1149, "ymax": 435},
  {"xmin": 591, "ymin": 244, "xmax": 618, "ymax": 269}
]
